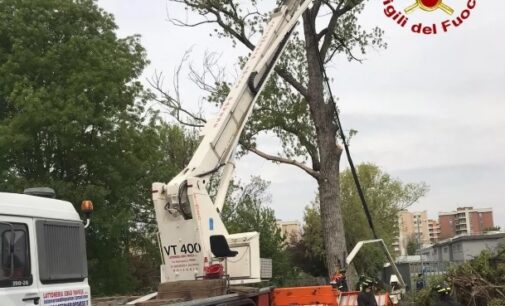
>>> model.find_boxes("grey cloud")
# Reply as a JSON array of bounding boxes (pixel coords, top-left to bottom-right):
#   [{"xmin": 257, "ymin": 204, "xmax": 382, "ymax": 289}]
[{"xmin": 97, "ymin": 0, "xmax": 505, "ymax": 228}]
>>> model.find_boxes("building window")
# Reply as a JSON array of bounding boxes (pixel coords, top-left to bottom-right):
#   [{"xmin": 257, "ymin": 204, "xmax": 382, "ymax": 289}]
[{"xmin": 443, "ymin": 247, "xmax": 448, "ymax": 253}]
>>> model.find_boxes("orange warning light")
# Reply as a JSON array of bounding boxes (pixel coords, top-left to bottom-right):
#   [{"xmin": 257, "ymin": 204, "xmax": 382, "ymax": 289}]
[{"xmin": 81, "ymin": 200, "xmax": 94, "ymax": 214}]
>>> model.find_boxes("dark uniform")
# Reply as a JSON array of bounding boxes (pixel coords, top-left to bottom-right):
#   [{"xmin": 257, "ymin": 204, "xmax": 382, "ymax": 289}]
[
  {"xmin": 357, "ymin": 291, "xmax": 377, "ymax": 306},
  {"xmin": 336, "ymin": 277, "xmax": 349, "ymax": 292},
  {"xmin": 357, "ymin": 278, "xmax": 377, "ymax": 306},
  {"xmin": 331, "ymin": 269, "xmax": 348, "ymax": 292},
  {"xmin": 433, "ymin": 284, "xmax": 463, "ymax": 306},
  {"xmin": 416, "ymin": 279, "xmax": 424, "ymax": 289}
]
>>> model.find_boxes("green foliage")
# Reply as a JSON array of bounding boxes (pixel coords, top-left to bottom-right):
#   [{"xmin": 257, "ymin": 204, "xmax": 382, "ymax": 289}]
[
  {"xmin": 340, "ymin": 163, "xmax": 428, "ymax": 275},
  {"xmin": 289, "ymin": 199, "xmax": 328, "ymax": 277},
  {"xmin": 406, "ymin": 280, "xmax": 442, "ymax": 305},
  {"xmin": 221, "ymin": 176, "xmax": 294, "ymax": 282},
  {"xmin": 292, "ymin": 163, "xmax": 428, "ymax": 277},
  {"xmin": 170, "ymin": 0, "xmax": 387, "ymax": 168},
  {"xmin": 407, "ymin": 236, "xmax": 418, "ymax": 256},
  {"xmin": 0, "ymin": 0, "xmax": 199, "ymax": 295}
]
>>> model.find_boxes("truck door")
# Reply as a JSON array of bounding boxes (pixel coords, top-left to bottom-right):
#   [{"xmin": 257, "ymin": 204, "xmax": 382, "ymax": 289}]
[{"xmin": 0, "ymin": 216, "xmax": 41, "ymax": 305}]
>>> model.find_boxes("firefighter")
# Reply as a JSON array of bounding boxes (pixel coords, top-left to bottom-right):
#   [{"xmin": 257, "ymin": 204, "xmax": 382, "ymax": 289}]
[
  {"xmin": 357, "ymin": 277, "xmax": 377, "ymax": 306},
  {"xmin": 433, "ymin": 284, "xmax": 463, "ymax": 306},
  {"xmin": 330, "ymin": 269, "xmax": 348, "ymax": 292},
  {"xmin": 416, "ymin": 273, "xmax": 425, "ymax": 290}
]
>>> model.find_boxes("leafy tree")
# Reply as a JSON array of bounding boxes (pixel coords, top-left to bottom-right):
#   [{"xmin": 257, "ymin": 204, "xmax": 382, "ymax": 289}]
[
  {"xmin": 294, "ymin": 163, "xmax": 427, "ymax": 276},
  {"xmin": 153, "ymin": 0, "xmax": 387, "ymax": 276},
  {"xmin": 221, "ymin": 176, "xmax": 293, "ymax": 281},
  {"xmin": 290, "ymin": 200, "xmax": 328, "ymax": 277},
  {"xmin": 406, "ymin": 237, "xmax": 418, "ymax": 256},
  {"xmin": 0, "ymin": 0, "xmax": 198, "ymax": 295},
  {"xmin": 340, "ymin": 163, "xmax": 428, "ymax": 275}
]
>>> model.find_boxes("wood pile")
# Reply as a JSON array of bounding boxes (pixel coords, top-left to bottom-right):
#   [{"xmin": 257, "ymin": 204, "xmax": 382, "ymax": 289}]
[{"xmin": 135, "ymin": 279, "xmax": 227, "ymax": 306}]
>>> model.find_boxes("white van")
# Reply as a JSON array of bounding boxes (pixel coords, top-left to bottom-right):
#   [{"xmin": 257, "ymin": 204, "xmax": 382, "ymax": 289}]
[{"xmin": 0, "ymin": 190, "xmax": 91, "ymax": 306}]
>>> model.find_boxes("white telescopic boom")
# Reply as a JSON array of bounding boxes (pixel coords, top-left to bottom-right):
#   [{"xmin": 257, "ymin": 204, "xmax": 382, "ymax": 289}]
[
  {"xmin": 152, "ymin": 0, "xmax": 314, "ymax": 283},
  {"xmin": 167, "ymin": 0, "xmax": 313, "ymax": 188}
]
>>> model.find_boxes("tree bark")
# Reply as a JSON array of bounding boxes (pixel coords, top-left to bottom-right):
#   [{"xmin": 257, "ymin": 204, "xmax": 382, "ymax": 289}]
[{"xmin": 302, "ymin": 11, "xmax": 348, "ymax": 278}]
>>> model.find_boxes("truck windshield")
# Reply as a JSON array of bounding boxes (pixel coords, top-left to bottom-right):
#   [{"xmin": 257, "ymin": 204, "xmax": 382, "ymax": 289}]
[{"xmin": 0, "ymin": 222, "xmax": 31, "ymax": 287}]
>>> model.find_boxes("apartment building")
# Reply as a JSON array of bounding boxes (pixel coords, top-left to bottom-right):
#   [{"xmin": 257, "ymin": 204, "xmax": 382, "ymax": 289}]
[
  {"xmin": 276, "ymin": 220, "xmax": 302, "ymax": 244},
  {"xmin": 439, "ymin": 207, "xmax": 494, "ymax": 240},
  {"xmin": 428, "ymin": 219, "xmax": 441, "ymax": 243},
  {"xmin": 396, "ymin": 210, "xmax": 431, "ymax": 256}
]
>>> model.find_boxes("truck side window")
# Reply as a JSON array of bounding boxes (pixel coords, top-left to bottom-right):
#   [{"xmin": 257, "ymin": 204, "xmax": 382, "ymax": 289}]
[{"xmin": 0, "ymin": 223, "xmax": 32, "ymax": 287}]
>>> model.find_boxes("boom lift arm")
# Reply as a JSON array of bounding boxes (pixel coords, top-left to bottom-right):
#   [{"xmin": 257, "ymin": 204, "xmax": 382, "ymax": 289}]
[{"xmin": 152, "ymin": 0, "xmax": 314, "ymax": 283}]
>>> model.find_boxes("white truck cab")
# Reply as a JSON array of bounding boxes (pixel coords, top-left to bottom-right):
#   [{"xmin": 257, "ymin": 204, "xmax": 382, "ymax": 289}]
[{"xmin": 0, "ymin": 190, "xmax": 91, "ymax": 306}]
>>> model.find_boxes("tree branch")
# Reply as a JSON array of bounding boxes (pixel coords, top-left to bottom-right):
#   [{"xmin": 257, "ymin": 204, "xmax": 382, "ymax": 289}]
[
  {"xmin": 169, "ymin": 18, "xmax": 216, "ymax": 28},
  {"xmin": 147, "ymin": 51, "xmax": 208, "ymax": 127},
  {"xmin": 148, "ymin": 75, "xmax": 207, "ymax": 125},
  {"xmin": 325, "ymin": 33, "xmax": 364, "ymax": 63},
  {"xmin": 317, "ymin": 28, "xmax": 329, "ymax": 42},
  {"xmin": 168, "ymin": 1, "xmax": 309, "ymax": 99},
  {"xmin": 251, "ymin": 104, "xmax": 320, "ymax": 171},
  {"xmin": 311, "ymin": 0, "xmax": 323, "ymax": 19},
  {"xmin": 276, "ymin": 122, "xmax": 320, "ymax": 171},
  {"xmin": 319, "ymin": 0, "xmax": 364, "ymax": 60},
  {"xmin": 241, "ymin": 141, "xmax": 319, "ymax": 179},
  {"xmin": 274, "ymin": 67, "xmax": 309, "ymax": 99}
]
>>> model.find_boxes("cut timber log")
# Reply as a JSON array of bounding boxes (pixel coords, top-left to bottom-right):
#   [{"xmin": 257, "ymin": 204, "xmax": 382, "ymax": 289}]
[
  {"xmin": 229, "ymin": 286, "xmax": 260, "ymax": 294},
  {"xmin": 135, "ymin": 279, "xmax": 227, "ymax": 306}
]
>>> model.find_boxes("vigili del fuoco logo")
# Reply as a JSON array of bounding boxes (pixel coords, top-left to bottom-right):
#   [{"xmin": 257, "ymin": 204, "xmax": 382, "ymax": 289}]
[{"xmin": 383, "ymin": 0, "xmax": 477, "ymax": 34}]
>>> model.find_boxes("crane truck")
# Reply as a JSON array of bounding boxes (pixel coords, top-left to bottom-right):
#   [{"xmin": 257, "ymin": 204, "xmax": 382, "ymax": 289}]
[{"xmin": 151, "ymin": 0, "xmax": 313, "ymax": 286}]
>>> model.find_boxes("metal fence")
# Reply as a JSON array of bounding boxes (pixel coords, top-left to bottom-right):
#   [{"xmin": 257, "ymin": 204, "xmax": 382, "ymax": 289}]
[
  {"xmin": 383, "ymin": 260, "xmax": 462, "ymax": 292},
  {"xmin": 408, "ymin": 260, "xmax": 452, "ymax": 276}
]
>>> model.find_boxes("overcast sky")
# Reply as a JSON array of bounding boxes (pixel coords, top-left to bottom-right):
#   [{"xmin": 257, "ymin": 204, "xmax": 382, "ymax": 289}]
[{"xmin": 97, "ymin": 0, "xmax": 505, "ymax": 226}]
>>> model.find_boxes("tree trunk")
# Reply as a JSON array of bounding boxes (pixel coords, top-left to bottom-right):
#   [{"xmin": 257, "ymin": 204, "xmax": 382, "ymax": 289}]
[{"xmin": 302, "ymin": 11, "xmax": 348, "ymax": 279}]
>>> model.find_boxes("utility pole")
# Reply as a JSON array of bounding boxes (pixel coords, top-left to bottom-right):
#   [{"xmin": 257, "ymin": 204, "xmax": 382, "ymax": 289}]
[{"xmin": 417, "ymin": 215, "xmax": 424, "ymax": 275}]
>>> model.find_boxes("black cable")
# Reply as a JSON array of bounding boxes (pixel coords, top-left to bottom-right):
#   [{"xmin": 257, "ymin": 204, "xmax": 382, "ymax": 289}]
[
  {"xmin": 178, "ymin": 180, "xmax": 192, "ymax": 220},
  {"xmin": 248, "ymin": 30, "xmax": 293, "ymax": 95},
  {"xmin": 307, "ymin": 12, "xmax": 378, "ymax": 239},
  {"xmin": 195, "ymin": 163, "xmax": 226, "ymax": 178}
]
